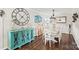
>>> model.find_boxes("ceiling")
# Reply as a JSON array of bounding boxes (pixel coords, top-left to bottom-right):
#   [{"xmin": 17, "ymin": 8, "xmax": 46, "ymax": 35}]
[{"xmin": 28, "ymin": 8, "xmax": 79, "ymax": 16}]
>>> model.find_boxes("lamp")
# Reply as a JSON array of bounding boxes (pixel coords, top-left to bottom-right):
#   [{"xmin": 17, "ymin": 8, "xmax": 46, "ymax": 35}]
[{"xmin": 49, "ymin": 9, "xmax": 57, "ymax": 30}]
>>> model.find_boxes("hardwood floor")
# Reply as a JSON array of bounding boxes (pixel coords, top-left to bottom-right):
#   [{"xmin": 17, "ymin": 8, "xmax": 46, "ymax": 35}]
[{"xmin": 16, "ymin": 33, "xmax": 79, "ymax": 50}]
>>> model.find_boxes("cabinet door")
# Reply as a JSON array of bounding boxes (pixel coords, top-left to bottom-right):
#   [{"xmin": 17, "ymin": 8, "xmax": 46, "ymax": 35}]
[
  {"xmin": 13, "ymin": 32, "xmax": 19, "ymax": 48},
  {"xmin": 18, "ymin": 31, "xmax": 23, "ymax": 46},
  {"xmin": 31, "ymin": 29, "xmax": 34, "ymax": 39},
  {"xmin": 25, "ymin": 30, "xmax": 28, "ymax": 43},
  {"xmin": 20, "ymin": 30, "xmax": 26, "ymax": 45},
  {"xmin": 29, "ymin": 29, "xmax": 32, "ymax": 41},
  {"xmin": 9, "ymin": 32, "xmax": 15, "ymax": 49},
  {"xmin": 27, "ymin": 30, "xmax": 30, "ymax": 42}
]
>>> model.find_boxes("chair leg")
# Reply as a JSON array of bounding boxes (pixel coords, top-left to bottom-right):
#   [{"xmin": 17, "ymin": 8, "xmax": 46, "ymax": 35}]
[
  {"xmin": 49, "ymin": 40, "xmax": 51, "ymax": 47},
  {"xmin": 58, "ymin": 37, "xmax": 61, "ymax": 46},
  {"xmin": 45, "ymin": 39, "xmax": 47, "ymax": 45}
]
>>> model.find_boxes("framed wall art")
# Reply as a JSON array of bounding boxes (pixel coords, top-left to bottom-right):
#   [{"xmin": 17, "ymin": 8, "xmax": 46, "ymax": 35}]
[
  {"xmin": 56, "ymin": 16, "xmax": 67, "ymax": 23},
  {"xmin": 34, "ymin": 15, "xmax": 42, "ymax": 23}
]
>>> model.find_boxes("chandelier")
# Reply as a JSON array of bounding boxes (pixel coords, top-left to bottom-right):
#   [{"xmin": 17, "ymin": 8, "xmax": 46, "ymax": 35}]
[{"xmin": 50, "ymin": 9, "xmax": 56, "ymax": 19}]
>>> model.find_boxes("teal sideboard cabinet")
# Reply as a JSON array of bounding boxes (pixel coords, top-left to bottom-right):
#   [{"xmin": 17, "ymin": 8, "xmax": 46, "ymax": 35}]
[{"xmin": 9, "ymin": 28, "xmax": 35, "ymax": 50}]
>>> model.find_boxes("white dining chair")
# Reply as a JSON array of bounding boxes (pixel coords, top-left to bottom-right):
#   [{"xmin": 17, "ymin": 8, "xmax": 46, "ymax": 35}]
[
  {"xmin": 43, "ymin": 19, "xmax": 62, "ymax": 47},
  {"xmin": 44, "ymin": 29, "xmax": 57, "ymax": 47}
]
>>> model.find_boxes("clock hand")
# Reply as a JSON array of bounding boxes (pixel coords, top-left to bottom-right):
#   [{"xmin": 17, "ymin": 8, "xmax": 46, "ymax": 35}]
[
  {"xmin": 19, "ymin": 16, "xmax": 27, "ymax": 22},
  {"xmin": 17, "ymin": 12, "xmax": 29, "ymax": 22},
  {"xmin": 22, "ymin": 15, "xmax": 27, "ymax": 21},
  {"xmin": 18, "ymin": 13, "xmax": 22, "ymax": 17},
  {"xmin": 22, "ymin": 13, "xmax": 30, "ymax": 21},
  {"xmin": 19, "ymin": 16, "xmax": 24, "ymax": 21},
  {"xmin": 18, "ymin": 13, "xmax": 27, "ymax": 21},
  {"xmin": 17, "ymin": 13, "xmax": 24, "ymax": 21},
  {"xmin": 18, "ymin": 13, "xmax": 25, "ymax": 17}
]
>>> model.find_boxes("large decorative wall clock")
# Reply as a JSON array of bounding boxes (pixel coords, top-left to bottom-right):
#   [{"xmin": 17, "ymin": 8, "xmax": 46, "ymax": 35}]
[{"xmin": 12, "ymin": 8, "xmax": 30, "ymax": 26}]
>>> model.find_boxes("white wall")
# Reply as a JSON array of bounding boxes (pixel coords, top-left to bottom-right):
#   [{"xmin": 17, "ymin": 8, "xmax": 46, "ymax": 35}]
[
  {"xmin": 0, "ymin": 17, "xmax": 3, "ymax": 49},
  {"xmin": 0, "ymin": 8, "xmax": 79, "ymax": 49}
]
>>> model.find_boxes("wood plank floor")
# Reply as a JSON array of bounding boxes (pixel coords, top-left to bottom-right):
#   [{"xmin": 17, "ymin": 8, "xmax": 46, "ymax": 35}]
[{"xmin": 16, "ymin": 33, "xmax": 79, "ymax": 50}]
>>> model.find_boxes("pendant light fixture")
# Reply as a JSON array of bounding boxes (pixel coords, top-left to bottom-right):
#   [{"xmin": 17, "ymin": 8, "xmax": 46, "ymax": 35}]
[{"xmin": 50, "ymin": 9, "xmax": 56, "ymax": 19}]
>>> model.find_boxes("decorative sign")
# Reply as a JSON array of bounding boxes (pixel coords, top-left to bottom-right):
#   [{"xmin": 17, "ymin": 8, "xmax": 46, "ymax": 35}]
[
  {"xmin": 12, "ymin": 8, "xmax": 30, "ymax": 26},
  {"xmin": 34, "ymin": 15, "xmax": 42, "ymax": 23}
]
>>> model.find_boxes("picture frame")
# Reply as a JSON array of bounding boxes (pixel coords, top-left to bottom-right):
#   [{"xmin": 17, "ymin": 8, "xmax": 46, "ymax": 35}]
[
  {"xmin": 34, "ymin": 15, "xmax": 42, "ymax": 23},
  {"xmin": 56, "ymin": 16, "xmax": 67, "ymax": 23}
]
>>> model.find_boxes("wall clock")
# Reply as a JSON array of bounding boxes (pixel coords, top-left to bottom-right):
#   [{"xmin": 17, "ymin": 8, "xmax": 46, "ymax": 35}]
[{"xmin": 12, "ymin": 8, "xmax": 30, "ymax": 26}]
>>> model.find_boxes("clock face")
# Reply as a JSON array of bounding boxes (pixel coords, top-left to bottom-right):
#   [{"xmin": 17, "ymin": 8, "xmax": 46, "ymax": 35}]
[{"xmin": 12, "ymin": 8, "xmax": 30, "ymax": 26}]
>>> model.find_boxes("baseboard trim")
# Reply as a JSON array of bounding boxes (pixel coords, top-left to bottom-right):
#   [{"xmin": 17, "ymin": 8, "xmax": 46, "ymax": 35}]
[{"xmin": 3, "ymin": 48, "xmax": 9, "ymax": 50}]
